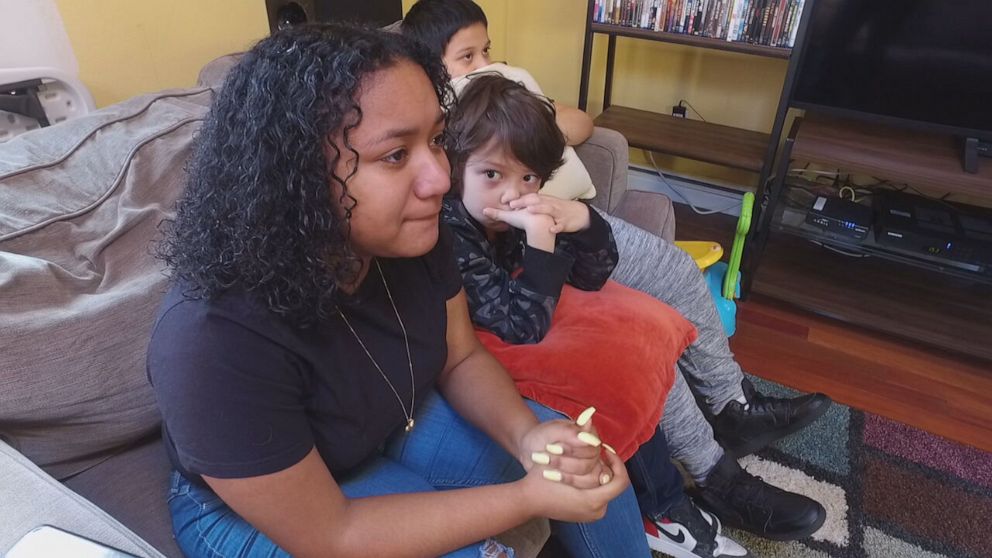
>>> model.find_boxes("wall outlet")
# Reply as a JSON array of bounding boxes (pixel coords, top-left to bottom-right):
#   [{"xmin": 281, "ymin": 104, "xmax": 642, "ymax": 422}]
[{"xmin": 671, "ymin": 104, "xmax": 687, "ymax": 118}]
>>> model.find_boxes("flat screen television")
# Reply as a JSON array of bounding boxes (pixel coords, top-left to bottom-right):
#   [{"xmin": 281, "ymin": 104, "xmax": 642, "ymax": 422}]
[{"xmin": 791, "ymin": 0, "xmax": 992, "ymax": 142}]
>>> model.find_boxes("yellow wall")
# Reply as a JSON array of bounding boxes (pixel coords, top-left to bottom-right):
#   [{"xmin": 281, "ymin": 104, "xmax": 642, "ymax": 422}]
[
  {"xmin": 400, "ymin": 0, "xmax": 788, "ymax": 184},
  {"xmin": 400, "ymin": 0, "xmax": 787, "ymax": 131},
  {"xmin": 60, "ymin": 0, "xmax": 504, "ymax": 108},
  {"xmin": 496, "ymin": 0, "xmax": 788, "ymax": 183},
  {"xmin": 59, "ymin": 0, "xmax": 788, "ymax": 181},
  {"xmin": 409, "ymin": 0, "xmax": 789, "ymax": 132},
  {"xmin": 55, "ymin": 0, "xmax": 269, "ymax": 107}
]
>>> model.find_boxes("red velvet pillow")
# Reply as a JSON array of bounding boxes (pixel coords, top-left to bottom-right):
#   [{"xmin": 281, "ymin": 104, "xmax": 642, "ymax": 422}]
[{"xmin": 477, "ymin": 280, "xmax": 697, "ymax": 460}]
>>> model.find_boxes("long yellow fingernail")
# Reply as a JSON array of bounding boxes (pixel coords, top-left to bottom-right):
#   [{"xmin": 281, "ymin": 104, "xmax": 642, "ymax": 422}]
[
  {"xmin": 543, "ymin": 469, "xmax": 562, "ymax": 482},
  {"xmin": 600, "ymin": 473, "xmax": 612, "ymax": 485},
  {"xmin": 576, "ymin": 406, "xmax": 597, "ymax": 427},
  {"xmin": 577, "ymin": 431, "xmax": 602, "ymax": 447},
  {"xmin": 602, "ymin": 443, "xmax": 617, "ymax": 455},
  {"xmin": 545, "ymin": 443, "xmax": 564, "ymax": 455},
  {"xmin": 531, "ymin": 452, "xmax": 551, "ymax": 465}
]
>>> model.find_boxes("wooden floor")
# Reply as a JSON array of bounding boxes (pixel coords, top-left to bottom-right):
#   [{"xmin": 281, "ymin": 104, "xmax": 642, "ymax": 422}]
[
  {"xmin": 750, "ymin": 231, "xmax": 992, "ymax": 361},
  {"xmin": 538, "ymin": 294, "xmax": 992, "ymax": 558},
  {"xmin": 731, "ymin": 294, "xmax": 992, "ymax": 453},
  {"xmin": 674, "ymin": 203, "xmax": 992, "ymax": 452}
]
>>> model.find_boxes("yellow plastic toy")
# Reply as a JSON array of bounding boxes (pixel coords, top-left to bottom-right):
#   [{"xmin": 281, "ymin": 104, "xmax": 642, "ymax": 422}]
[
  {"xmin": 673, "ymin": 241, "xmax": 724, "ymax": 270},
  {"xmin": 673, "ymin": 192, "xmax": 754, "ymax": 336}
]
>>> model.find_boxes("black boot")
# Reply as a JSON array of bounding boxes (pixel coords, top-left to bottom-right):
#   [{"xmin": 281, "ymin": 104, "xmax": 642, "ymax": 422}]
[
  {"xmin": 712, "ymin": 378, "xmax": 832, "ymax": 456},
  {"xmin": 693, "ymin": 452, "xmax": 826, "ymax": 541}
]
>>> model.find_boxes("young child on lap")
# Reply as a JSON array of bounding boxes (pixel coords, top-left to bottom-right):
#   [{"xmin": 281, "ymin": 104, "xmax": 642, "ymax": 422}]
[{"xmin": 442, "ymin": 73, "xmax": 749, "ymax": 558}]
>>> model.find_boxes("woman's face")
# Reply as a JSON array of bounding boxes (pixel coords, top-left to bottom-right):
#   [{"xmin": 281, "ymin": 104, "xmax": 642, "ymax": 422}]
[{"xmin": 330, "ymin": 60, "xmax": 450, "ymax": 260}]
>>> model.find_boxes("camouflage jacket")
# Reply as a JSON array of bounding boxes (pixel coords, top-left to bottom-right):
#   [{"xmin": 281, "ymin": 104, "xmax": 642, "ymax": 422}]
[{"xmin": 442, "ymin": 198, "xmax": 619, "ymax": 345}]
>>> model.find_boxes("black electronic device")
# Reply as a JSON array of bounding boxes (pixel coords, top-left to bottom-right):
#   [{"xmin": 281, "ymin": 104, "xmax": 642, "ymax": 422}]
[
  {"xmin": 790, "ymin": 0, "xmax": 992, "ymax": 172},
  {"xmin": 265, "ymin": 0, "xmax": 403, "ymax": 34},
  {"xmin": 804, "ymin": 195, "xmax": 872, "ymax": 241},
  {"xmin": 874, "ymin": 190, "xmax": 992, "ymax": 273}
]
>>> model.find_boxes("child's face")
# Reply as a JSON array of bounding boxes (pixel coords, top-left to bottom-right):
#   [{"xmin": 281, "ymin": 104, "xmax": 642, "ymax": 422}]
[
  {"xmin": 443, "ymin": 22, "xmax": 492, "ymax": 78},
  {"xmin": 461, "ymin": 139, "xmax": 542, "ymax": 232}
]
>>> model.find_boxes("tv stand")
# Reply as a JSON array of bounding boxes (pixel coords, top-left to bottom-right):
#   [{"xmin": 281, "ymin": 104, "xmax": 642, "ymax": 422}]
[
  {"xmin": 746, "ymin": 113, "xmax": 992, "ymax": 361},
  {"xmin": 963, "ymin": 137, "xmax": 992, "ymax": 174}
]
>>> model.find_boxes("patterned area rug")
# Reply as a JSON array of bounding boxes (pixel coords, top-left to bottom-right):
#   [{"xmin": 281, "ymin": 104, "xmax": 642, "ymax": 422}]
[{"xmin": 680, "ymin": 376, "xmax": 992, "ymax": 558}]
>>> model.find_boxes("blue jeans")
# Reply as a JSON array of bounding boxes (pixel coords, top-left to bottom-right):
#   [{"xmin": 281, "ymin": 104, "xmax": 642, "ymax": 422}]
[
  {"xmin": 626, "ymin": 427, "xmax": 686, "ymax": 519},
  {"xmin": 168, "ymin": 391, "xmax": 651, "ymax": 558}
]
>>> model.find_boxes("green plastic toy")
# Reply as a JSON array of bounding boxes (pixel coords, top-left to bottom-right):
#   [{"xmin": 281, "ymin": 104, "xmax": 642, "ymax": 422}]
[{"xmin": 722, "ymin": 192, "xmax": 754, "ymax": 300}]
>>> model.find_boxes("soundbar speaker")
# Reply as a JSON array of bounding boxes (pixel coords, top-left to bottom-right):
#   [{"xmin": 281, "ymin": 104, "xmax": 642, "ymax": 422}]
[{"xmin": 265, "ymin": 0, "xmax": 403, "ymax": 34}]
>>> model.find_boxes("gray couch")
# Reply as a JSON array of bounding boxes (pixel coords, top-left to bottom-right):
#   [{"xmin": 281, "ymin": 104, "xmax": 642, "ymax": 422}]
[{"xmin": 0, "ymin": 55, "xmax": 674, "ymax": 558}]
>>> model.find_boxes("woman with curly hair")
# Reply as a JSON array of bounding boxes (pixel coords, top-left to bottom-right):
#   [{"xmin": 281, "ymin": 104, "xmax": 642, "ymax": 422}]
[{"xmin": 148, "ymin": 24, "xmax": 650, "ymax": 558}]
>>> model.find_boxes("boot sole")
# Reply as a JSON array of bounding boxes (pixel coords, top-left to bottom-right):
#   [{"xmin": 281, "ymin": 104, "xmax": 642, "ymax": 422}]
[
  {"xmin": 722, "ymin": 503, "xmax": 827, "ymax": 542},
  {"xmin": 723, "ymin": 396, "xmax": 833, "ymax": 457}
]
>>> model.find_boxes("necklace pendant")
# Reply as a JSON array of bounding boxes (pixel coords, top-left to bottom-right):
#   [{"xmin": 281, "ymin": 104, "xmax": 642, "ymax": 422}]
[{"xmin": 405, "ymin": 418, "xmax": 415, "ymax": 432}]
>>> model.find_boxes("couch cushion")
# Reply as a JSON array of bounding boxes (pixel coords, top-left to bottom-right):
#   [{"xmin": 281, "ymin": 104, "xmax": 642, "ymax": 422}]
[
  {"xmin": 64, "ymin": 438, "xmax": 181, "ymax": 557},
  {"xmin": 477, "ymin": 281, "xmax": 693, "ymax": 460},
  {"xmin": 0, "ymin": 89, "xmax": 211, "ymax": 479},
  {"xmin": 576, "ymin": 127, "xmax": 629, "ymax": 214},
  {"xmin": 196, "ymin": 53, "xmax": 243, "ymax": 89},
  {"xmin": 0, "ymin": 439, "xmax": 165, "ymax": 558},
  {"xmin": 613, "ymin": 189, "xmax": 677, "ymax": 242}
]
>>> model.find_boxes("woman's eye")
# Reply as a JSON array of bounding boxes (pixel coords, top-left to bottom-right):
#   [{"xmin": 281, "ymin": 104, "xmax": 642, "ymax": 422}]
[
  {"xmin": 482, "ymin": 47, "xmax": 491, "ymax": 57},
  {"xmin": 431, "ymin": 133, "xmax": 445, "ymax": 147},
  {"xmin": 382, "ymin": 149, "xmax": 407, "ymax": 164},
  {"xmin": 484, "ymin": 170, "xmax": 499, "ymax": 179},
  {"xmin": 463, "ymin": 53, "xmax": 473, "ymax": 61},
  {"xmin": 523, "ymin": 174, "xmax": 539, "ymax": 183}
]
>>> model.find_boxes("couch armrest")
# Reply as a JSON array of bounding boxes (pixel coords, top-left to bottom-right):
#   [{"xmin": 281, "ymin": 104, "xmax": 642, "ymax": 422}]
[
  {"xmin": 0, "ymin": 440, "xmax": 165, "ymax": 558},
  {"xmin": 575, "ymin": 127, "xmax": 629, "ymax": 214},
  {"xmin": 197, "ymin": 53, "xmax": 243, "ymax": 88},
  {"xmin": 613, "ymin": 189, "xmax": 676, "ymax": 242},
  {"xmin": 575, "ymin": 127, "xmax": 675, "ymax": 242}
]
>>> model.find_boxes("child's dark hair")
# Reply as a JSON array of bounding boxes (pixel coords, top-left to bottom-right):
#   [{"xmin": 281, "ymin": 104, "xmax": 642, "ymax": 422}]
[
  {"xmin": 402, "ymin": 0, "xmax": 487, "ymax": 57},
  {"xmin": 446, "ymin": 74, "xmax": 565, "ymax": 196}
]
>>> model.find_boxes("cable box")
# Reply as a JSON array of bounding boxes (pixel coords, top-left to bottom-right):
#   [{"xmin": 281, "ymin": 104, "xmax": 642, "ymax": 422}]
[
  {"xmin": 874, "ymin": 190, "xmax": 992, "ymax": 269},
  {"xmin": 804, "ymin": 196, "xmax": 872, "ymax": 241}
]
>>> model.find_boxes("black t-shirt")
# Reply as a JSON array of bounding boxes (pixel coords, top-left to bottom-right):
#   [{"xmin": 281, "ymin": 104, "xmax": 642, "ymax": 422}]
[{"xmin": 146, "ymin": 226, "xmax": 462, "ymax": 481}]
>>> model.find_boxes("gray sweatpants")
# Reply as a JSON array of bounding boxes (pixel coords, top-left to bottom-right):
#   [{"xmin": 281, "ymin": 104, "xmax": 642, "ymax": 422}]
[{"xmin": 600, "ymin": 210, "xmax": 746, "ymax": 482}]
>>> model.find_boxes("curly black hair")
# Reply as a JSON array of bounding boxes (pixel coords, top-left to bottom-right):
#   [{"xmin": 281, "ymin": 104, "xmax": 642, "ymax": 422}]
[{"xmin": 157, "ymin": 24, "xmax": 452, "ymax": 327}]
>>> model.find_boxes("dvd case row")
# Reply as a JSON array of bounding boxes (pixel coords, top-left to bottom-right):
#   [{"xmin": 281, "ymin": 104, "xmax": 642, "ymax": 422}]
[{"xmin": 592, "ymin": 0, "xmax": 805, "ymax": 48}]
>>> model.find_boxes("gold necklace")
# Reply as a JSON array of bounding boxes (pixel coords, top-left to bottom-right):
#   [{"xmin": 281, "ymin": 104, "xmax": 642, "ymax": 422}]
[{"xmin": 336, "ymin": 260, "xmax": 417, "ymax": 433}]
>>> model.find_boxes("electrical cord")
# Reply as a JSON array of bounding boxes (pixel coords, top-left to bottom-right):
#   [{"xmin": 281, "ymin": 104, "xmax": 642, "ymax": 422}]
[
  {"xmin": 788, "ymin": 168, "xmax": 844, "ymax": 177},
  {"xmin": 788, "ymin": 167, "xmax": 848, "ymax": 187},
  {"xmin": 786, "ymin": 183, "xmax": 821, "ymax": 196},
  {"xmin": 854, "ymin": 176, "xmax": 954, "ymax": 208},
  {"xmin": 838, "ymin": 185, "xmax": 859, "ymax": 202},
  {"xmin": 810, "ymin": 239, "xmax": 870, "ymax": 258},
  {"xmin": 646, "ymin": 151, "xmax": 742, "ymax": 215},
  {"xmin": 678, "ymin": 99, "xmax": 707, "ymax": 122},
  {"xmin": 786, "ymin": 169, "xmax": 940, "ymax": 205}
]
